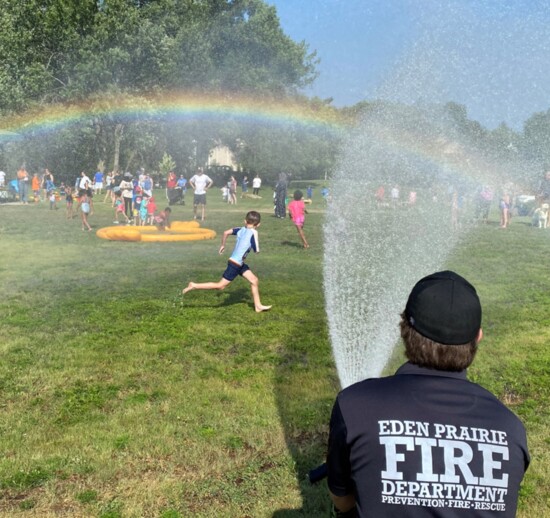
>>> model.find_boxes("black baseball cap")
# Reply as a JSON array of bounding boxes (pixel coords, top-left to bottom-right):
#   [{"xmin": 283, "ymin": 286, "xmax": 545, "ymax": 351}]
[{"xmin": 405, "ymin": 271, "xmax": 482, "ymax": 345}]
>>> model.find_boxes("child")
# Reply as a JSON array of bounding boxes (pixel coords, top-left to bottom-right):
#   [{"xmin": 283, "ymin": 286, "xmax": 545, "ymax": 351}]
[
  {"xmin": 139, "ymin": 194, "xmax": 149, "ymax": 226},
  {"xmin": 32, "ymin": 173, "xmax": 41, "ymax": 203},
  {"xmin": 288, "ymin": 190, "xmax": 309, "ymax": 248},
  {"xmin": 65, "ymin": 187, "xmax": 74, "ymax": 219},
  {"xmin": 500, "ymin": 194, "xmax": 511, "ymax": 229},
  {"xmin": 113, "ymin": 192, "xmax": 129, "ymax": 224},
  {"xmin": 182, "ymin": 210, "xmax": 272, "ymax": 313},
  {"xmin": 221, "ymin": 185, "xmax": 229, "ymax": 202},
  {"xmin": 80, "ymin": 191, "xmax": 92, "ymax": 231},
  {"xmin": 49, "ymin": 190, "xmax": 57, "ymax": 210},
  {"xmin": 155, "ymin": 207, "xmax": 172, "ymax": 230},
  {"xmin": 133, "ymin": 188, "xmax": 143, "ymax": 225},
  {"xmin": 146, "ymin": 196, "xmax": 158, "ymax": 225}
]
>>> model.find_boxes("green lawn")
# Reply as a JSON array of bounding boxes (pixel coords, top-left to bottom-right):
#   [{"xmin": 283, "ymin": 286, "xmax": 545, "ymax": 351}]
[{"xmin": 0, "ymin": 190, "xmax": 548, "ymax": 517}]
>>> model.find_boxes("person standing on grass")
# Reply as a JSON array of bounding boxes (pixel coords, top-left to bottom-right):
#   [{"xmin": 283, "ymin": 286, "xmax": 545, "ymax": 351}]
[
  {"xmin": 65, "ymin": 187, "xmax": 74, "ymax": 219},
  {"xmin": 139, "ymin": 194, "xmax": 149, "ymax": 226},
  {"xmin": 327, "ymin": 271, "xmax": 529, "ymax": 518},
  {"xmin": 42, "ymin": 168, "xmax": 55, "ymax": 199},
  {"xmin": 177, "ymin": 175, "xmax": 187, "ymax": 205},
  {"xmin": 241, "ymin": 175, "xmax": 249, "ymax": 198},
  {"xmin": 113, "ymin": 192, "xmax": 129, "ymax": 224},
  {"xmin": 274, "ymin": 172, "xmax": 288, "ymax": 218},
  {"xmin": 93, "ymin": 169, "xmax": 104, "ymax": 195},
  {"xmin": 189, "ymin": 167, "xmax": 213, "ymax": 221},
  {"xmin": 103, "ymin": 171, "xmax": 114, "ymax": 204},
  {"xmin": 48, "ymin": 190, "xmax": 57, "ymax": 210},
  {"xmin": 146, "ymin": 195, "xmax": 158, "ymax": 225},
  {"xmin": 252, "ymin": 174, "xmax": 262, "ymax": 195},
  {"xmin": 182, "ymin": 210, "xmax": 272, "ymax": 313},
  {"xmin": 17, "ymin": 165, "xmax": 30, "ymax": 204},
  {"xmin": 288, "ymin": 190, "xmax": 309, "ymax": 248},
  {"xmin": 119, "ymin": 172, "xmax": 134, "ymax": 223},
  {"xmin": 31, "ymin": 173, "xmax": 41, "ymax": 203},
  {"xmin": 78, "ymin": 171, "xmax": 91, "ymax": 192},
  {"xmin": 142, "ymin": 173, "xmax": 153, "ymax": 197},
  {"xmin": 228, "ymin": 175, "xmax": 238, "ymax": 205},
  {"xmin": 537, "ymin": 170, "xmax": 550, "ymax": 205},
  {"xmin": 499, "ymin": 193, "xmax": 511, "ymax": 229},
  {"xmin": 79, "ymin": 191, "xmax": 92, "ymax": 231}
]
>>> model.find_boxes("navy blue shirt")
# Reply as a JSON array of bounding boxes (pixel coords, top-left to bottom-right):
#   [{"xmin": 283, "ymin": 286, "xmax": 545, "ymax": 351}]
[{"xmin": 327, "ymin": 362, "xmax": 529, "ymax": 517}]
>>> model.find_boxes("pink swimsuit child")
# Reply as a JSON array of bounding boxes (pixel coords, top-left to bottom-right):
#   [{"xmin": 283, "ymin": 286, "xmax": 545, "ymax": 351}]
[{"xmin": 288, "ymin": 199, "xmax": 306, "ymax": 226}]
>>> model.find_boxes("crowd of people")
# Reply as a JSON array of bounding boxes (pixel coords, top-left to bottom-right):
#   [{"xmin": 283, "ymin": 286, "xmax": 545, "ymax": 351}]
[
  {"xmin": 1, "ymin": 165, "xmax": 274, "ymax": 234},
  {"xmin": 372, "ymin": 174, "xmax": 550, "ymax": 231},
  {"xmin": 1, "ymin": 165, "xmax": 173, "ymax": 231},
  {"xmin": 4, "ymin": 163, "xmax": 549, "ymax": 237}
]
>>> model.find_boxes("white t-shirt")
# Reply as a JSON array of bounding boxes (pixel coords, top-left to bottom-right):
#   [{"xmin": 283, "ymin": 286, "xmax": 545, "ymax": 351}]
[
  {"xmin": 190, "ymin": 174, "xmax": 212, "ymax": 195},
  {"xmin": 119, "ymin": 180, "xmax": 133, "ymax": 198},
  {"xmin": 0, "ymin": 171, "xmax": 5, "ymax": 186},
  {"xmin": 79, "ymin": 175, "xmax": 91, "ymax": 190},
  {"xmin": 252, "ymin": 177, "xmax": 261, "ymax": 189}
]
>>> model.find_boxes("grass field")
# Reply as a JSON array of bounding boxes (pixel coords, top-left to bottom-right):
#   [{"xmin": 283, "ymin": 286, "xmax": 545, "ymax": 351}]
[{"xmin": 0, "ymin": 188, "xmax": 548, "ymax": 517}]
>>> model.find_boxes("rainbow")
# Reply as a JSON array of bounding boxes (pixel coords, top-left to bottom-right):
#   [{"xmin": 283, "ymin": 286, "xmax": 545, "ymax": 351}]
[
  {"xmin": 2, "ymin": 93, "xmax": 530, "ymax": 191},
  {"xmin": 349, "ymin": 116, "xmax": 531, "ymax": 190},
  {"xmin": 0, "ymin": 91, "xmax": 351, "ymax": 140}
]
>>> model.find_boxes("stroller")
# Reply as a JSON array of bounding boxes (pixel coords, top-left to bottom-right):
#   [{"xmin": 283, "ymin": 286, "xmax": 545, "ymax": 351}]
[{"xmin": 167, "ymin": 187, "xmax": 184, "ymax": 206}]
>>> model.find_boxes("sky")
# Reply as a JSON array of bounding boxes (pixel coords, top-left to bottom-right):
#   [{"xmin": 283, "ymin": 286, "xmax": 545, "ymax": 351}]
[{"xmin": 268, "ymin": 0, "xmax": 550, "ymax": 130}]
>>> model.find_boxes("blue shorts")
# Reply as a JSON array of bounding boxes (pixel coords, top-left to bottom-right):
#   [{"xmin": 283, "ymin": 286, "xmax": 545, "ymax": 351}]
[{"xmin": 222, "ymin": 261, "xmax": 250, "ymax": 281}]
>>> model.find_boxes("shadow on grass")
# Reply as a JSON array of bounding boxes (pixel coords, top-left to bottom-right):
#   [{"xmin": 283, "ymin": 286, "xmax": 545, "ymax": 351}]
[
  {"xmin": 179, "ymin": 286, "xmax": 254, "ymax": 309},
  {"xmin": 280, "ymin": 240, "xmax": 305, "ymax": 249},
  {"xmin": 271, "ymin": 331, "xmax": 337, "ymax": 516}
]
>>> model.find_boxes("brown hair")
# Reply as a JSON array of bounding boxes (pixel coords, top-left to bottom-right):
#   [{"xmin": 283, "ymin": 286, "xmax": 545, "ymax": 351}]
[
  {"xmin": 245, "ymin": 210, "xmax": 261, "ymax": 226},
  {"xmin": 399, "ymin": 312, "xmax": 478, "ymax": 371}
]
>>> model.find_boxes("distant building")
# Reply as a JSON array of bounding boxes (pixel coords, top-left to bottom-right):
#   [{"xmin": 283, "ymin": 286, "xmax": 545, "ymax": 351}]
[{"xmin": 207, "ymin": 145, "xmax": 238, "ymax": 171}]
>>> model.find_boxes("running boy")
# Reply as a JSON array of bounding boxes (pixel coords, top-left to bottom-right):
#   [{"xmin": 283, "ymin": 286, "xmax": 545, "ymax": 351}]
[
  {"xmin": 182, "ymin": 211, "xmax": 272, "ymax": 313},
  {"xmin": 288, "ymin": 190, "xmax": 309, "ymax": 248}
]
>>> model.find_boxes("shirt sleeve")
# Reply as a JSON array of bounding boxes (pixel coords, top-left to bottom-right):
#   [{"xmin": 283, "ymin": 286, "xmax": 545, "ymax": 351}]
[
  {"xmin": 327, "ymin": 397, "xmax": 354, "ymax": 497},
  {"xmin": 250, "ymin": 229, "xmax": 259, "ymax": 252}
]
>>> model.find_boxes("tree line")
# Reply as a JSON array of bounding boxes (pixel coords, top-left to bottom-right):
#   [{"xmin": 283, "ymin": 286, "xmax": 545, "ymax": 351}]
[{"xmin": 0, "ymin": 0, "xmax": 549, "ymax": 190}]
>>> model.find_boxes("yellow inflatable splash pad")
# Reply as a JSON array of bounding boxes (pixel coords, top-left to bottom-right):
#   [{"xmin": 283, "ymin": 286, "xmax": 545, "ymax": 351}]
[{"xmin": 96, "ymin": 221, "xmax": 216, "ymax": 242}]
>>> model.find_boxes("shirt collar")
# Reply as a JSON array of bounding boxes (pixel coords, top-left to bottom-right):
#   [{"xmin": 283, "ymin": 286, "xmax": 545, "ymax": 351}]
[{"xmin": 395, "ymin": 362, "xmax": 468, "ymax": 381}]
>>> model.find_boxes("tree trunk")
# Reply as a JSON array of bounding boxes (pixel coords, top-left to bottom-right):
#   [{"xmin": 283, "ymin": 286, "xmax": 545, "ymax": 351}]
[{"xmin": 113, "ymin": 123, "xmax": 124, "ymax": 172}]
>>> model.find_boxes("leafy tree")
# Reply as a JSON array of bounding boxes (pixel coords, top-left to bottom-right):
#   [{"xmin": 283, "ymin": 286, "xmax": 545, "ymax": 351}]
[
  {"xmin": 0, "ymin": 0, "xmax": 325, "ymax": 181},
  {"xmin": 523, "ymin": 109, "xmax": 550, "ymax": 166},
  {"xmin": 0, "ymin": 0, "xmax": 98, "ymax": 109},
  {"xmin": 158, "ymin": 152, "xmax": 176, "ymax": 177}
]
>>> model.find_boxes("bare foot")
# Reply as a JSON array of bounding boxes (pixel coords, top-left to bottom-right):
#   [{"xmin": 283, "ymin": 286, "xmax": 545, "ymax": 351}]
[
  {"xmin": 255, "ymin": 305, "xmax": 272, "ymax": 313},
  {"xmin": 182, "ymin": 282, "xmax": 195, "ymax": 295}
]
